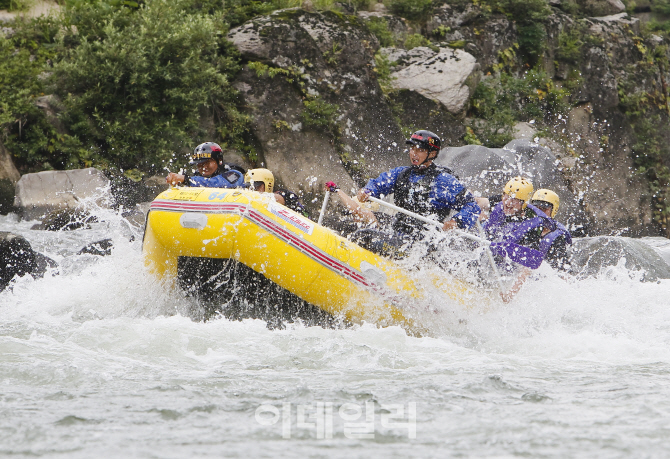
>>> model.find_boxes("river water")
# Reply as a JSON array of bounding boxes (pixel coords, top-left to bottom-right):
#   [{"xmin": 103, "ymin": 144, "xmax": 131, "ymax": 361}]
[{"xmin": 1, "ymin": 210, "xmax": 670, "ymax": 458}]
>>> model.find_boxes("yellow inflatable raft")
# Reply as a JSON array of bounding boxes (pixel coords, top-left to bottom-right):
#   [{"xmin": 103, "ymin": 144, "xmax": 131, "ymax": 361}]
[{"xmin": 142, "ymin": 187, "xmax": 483, "ymax": 335}]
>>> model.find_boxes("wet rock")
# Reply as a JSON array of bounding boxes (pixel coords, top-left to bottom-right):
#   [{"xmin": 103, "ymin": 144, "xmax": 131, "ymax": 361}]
[
  {"xmin": 78, "ymin": 238, "xmax": 113, "ymax": 256},
  {"xmin": 390, "ymin": 47, "xmax": 480, "ymax": 114},
  {"xmin": 122, "ymin": 202, "xmax": 152, "ymax": 230},
  {"xmin": 389, "ymin": 89, "xmax": 465, "ymax": 147},
  {"xmin": 32, "ymin": 208, "xmax": 98, "ymax": 231},
  {"xmin": 0, "ymin": 232, "xmax": 57, "ymax": 292},
  {"xmin": 228, "ymin": 9, "xmax": 405, "ymax": 204},
  {"xmin": 14, "ymin": 168, "xmax": 111, "ymax": 221},
  {"xmin": 577, "ymin": 0, "xmax": 625, "ymax": 17},
  {"xmin": 568, "ymin": 236, "xmax": 670, "ymax": 281}
]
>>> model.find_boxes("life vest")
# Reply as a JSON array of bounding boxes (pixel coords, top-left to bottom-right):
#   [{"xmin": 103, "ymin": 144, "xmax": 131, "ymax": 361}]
[
  {"xmin": 501, "ymin": 204, "xmax": 551, "ymax": 246},
  {"xmin": 538, "ymin": 221, "xmax": 572, "ymax": 256},
  {"xmin": 391, "ymin": 164, "xmax": 455, "ymax": 235}
]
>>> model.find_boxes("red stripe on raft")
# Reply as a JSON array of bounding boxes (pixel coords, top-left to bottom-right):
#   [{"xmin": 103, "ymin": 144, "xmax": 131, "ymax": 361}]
[{"xmin": 150, "ymin": 200, "xmax": 374, "ymax": 289}]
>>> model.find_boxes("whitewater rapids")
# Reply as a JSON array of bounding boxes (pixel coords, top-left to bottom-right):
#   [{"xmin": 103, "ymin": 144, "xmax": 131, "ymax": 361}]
[{"xmin": 1, "ymin": 211, "xmax": 670, "ymax": 458}]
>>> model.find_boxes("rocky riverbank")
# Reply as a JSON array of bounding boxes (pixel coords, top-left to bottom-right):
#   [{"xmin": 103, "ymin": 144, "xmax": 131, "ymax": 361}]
[{"xmin": 1, "ymin": 0, "xmax": 670, "ymax": 237}]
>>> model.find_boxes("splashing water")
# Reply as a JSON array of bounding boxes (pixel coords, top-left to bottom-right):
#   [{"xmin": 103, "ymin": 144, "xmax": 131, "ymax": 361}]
[{"xmin": 1, "ymin": 209, "xmax": 670, "ymax": 458}]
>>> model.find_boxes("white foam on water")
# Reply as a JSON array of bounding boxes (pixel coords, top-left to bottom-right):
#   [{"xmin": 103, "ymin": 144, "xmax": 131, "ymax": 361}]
[{"xmin": 2, "ymin": 211, "xmax": 670, "ymax": 457}]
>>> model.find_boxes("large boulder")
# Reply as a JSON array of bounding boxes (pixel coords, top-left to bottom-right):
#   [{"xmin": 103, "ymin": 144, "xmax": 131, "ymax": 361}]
[
  {"xmin": 568, "ymin": 236, "xmax": 670, "ymax": 281},
  {"xmin": 0, "ymin": 232, "xmax": 57, "ymax": 292},
  {"xmin": 389, "ymin": 47, "xmax": 481, "ymax": 114},
  {"xmin": 228, "ymin": 9, "xmax": 406, "ymax": 204},
  {"xmin": 577, "ymin": 0, "xmax": 625, "ymax": 17},
  {"xmin": 14, "ymin": 168, "xmax": 111, "ymax": 221},
  {"xmin": 436, "ymin": 139, "xmax": 588, "ymax": 232}
]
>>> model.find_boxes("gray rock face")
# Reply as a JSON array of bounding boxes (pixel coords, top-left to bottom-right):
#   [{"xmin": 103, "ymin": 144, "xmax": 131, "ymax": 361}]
[
  {"xmin": 436, "ymin": 139, "xmax": 587, "ymax": 231},
  {"xmin": 390, "ymin": 48, "xmax": 480, "ymax": 114},
  {"xmin": 228, "ymin": 9, "xmax": 406, "ymax": 205},
  {"xmin": 0, "ymin": 232, "xmax": 57, "ymax": 292},
  {"xmin": 577, "ymin": 0, "xmax": 625, "ymax": 17},
  {"xmin": 14, "ymin": 168, "xmax": 111, "ymax": 220},
  {"xmin": 568, "ymin": 236, "xmax": 670, "ymax": 281}
]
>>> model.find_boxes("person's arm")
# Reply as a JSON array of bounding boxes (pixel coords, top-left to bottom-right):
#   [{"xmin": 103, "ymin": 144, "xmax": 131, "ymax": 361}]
[
  {"xmin": 337, "ymin": 190, "xmax": 377, "ymax": 225},
  {"xmin": 358, "ymin": 167, "xmax": 406, "ymax": 202},
  {"xmin": 432, "ymin": 175, "xmax": 480, "ymax": 229},
  {"xmin": 545, "ymin": 235, "xmax": 569, "ymax": 271},
  {"xmin": 500, "ymin": 266, "xmax": 531, "ymax": 303},
  {"xmin": 166, "ymin": 172, "xmax": 186, "ymax": 186},
  {"xmin": 188, "ymin": 170, "xmax": 244, "ymax": 188}
]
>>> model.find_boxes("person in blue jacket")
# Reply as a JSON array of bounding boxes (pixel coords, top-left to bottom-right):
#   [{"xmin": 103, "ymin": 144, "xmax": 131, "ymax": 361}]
[
  {"xmin": 166, "ymin": 142, "xmax": 245, "ymax": 188},
  {"xmin": 355, "ymin": 130, "xmax": 480, "ymax": 256}
]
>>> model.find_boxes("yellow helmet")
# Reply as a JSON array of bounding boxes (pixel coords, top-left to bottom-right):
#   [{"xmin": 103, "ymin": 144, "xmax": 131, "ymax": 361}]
[
  {"xmin": 531, "ymin": 189, "xmax": 560, "ymax": 218},
  {"xmin": 503, "ymin": 176, "xmax": 534, "ymax": 208},
  {"xmin": 244, "ymin": 168, "xmax": 274, "ymax": 193}
]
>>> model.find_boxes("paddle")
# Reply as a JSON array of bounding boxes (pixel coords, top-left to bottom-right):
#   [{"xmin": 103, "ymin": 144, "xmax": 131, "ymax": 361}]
[
  {"xmin": 317, "ymin": 189, "xmax": 331, "ymax": 226},
  {"xmin": 366, "ymin": 196, "xmax": 507, "ymax": 290}
]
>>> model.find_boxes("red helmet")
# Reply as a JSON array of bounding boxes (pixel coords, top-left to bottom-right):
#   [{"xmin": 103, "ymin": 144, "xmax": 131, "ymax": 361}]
[
  {"xmin": 190, "ymin": 142, "xmax": 223, "ymax": 165},
  {"xmin": 406, "ymin": 130, "xmax": 442, "ymax": 154}
]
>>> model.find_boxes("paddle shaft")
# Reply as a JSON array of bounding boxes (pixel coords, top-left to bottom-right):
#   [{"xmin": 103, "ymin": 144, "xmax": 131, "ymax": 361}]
[
  {"xmin": 367, "ymin": 196, "xmax": 488, "ymax": 245},
  {"xmin": 367, "ymin": 195, "xmax": 506, "ymax": 291},
  {"xmin": 317, "ymin": 190, "xmax": 331, "ymax": 226}
]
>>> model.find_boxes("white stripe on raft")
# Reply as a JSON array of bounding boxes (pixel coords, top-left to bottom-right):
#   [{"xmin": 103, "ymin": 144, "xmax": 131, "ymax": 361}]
[{"xmin": 149, "ymin": 200, "xmax": 375, "ymax": 290}]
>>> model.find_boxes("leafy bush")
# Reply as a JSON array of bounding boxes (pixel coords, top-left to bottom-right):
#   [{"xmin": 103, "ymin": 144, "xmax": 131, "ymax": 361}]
[
  {"xmin": 49, "ymin": 0, "xmax": 247, "ymax": 170},
  {"xmin": 557, "ymin": 27, "xmax": 584, "ymax": 64},
  {"xmin": 481, "ymin": 0, "xmax": 551, "ymax": 65},
  {"xmin": 404, "ymin": 33, "xmax": 431, "ymax": 50},
  {"xmin": 365, "ymin": 16, "xmax": 395, "ymax": 47},
  {"xmin": 385, "ymin": 0, "xmax": 432, "ymax": 21},
  {"xmin": 468, "ymin": 68, "xmax": 571, "ymax": 147},
  {"xmin": 301, "ymin": 97, "xmax": 339, "ymax": 135},
  {"xmin": 652, "ymin": 0, "xmax": 670, "ymax": 15},
  {"xmin": 0, "ymin": 0, "xmax": 32, "ymax": 11}
]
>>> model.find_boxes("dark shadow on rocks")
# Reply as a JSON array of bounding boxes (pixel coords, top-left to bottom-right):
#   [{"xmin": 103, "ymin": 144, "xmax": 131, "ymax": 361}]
[
  {"xmin": 177, "ymin": 256, "xmax": 347, "ymax": 329},
  {"xmin": 0, "ymin": 232, "xmax": 58, "ymax": 292},
  {"xmin": 32, "ymin": 208, "xmax": 98, "ymax": 231},
  {"xmin": 78, "ymin": 238, "xmax": 114, "ymax": 256}
]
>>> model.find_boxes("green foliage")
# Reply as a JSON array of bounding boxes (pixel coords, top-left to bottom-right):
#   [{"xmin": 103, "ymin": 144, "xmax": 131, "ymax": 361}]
[
  {"xmin": 47, "ymin": 0, "xmax": 246, "ymax": 170},
  {"xmin": 0, "ymin": 0, "xmax": 32, "ymax": 11},
  {"xmin": 365, "ymin": 16, "xmax": 395, "ymax": 47},
  {"xmin": 480, "ymin": 0, "xmax": 551, "ymax": 65},
  {"xmin": 447, "ymin": 39, "xmax": 465, "ymax": 49},
  {"xmin": 301, "ymin": 96, "xmax": 339, "ymax": 134},
  {"xmin": 652, "ymin": 0, "xmax": 670, "ymax": 15},
  {"xmin": 433, "ymin": 25, "xmax": 451, "ymax": 37},
  {"xmin": 468, "ymin": 68, "xmax": 571, "ymax": 147},
  {"xmin": 404, "ymin": 33, "xmax": 431, "ymax": 50},
  {"xmin": 385, "ymin": 0, "xmax": 433, "ymax": 21},
  {"xmin": 323, "ymin": 42, "xmax": 343, "ymax": 65},
  {"xmin": 557, "ymin": 27, "xmax": 584, "ymax": 64},
  {"xmin": 618, "ymin": 50, "xmax": 670, "ymax": 233},
  {"xmin": 373, "ymin": 51, "xmax": 395, "ymax": 94}
]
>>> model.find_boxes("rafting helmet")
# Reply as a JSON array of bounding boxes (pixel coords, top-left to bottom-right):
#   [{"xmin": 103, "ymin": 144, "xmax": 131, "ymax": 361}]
[
  {"xmin": 190, "ymin": 142, "xmax": 223, "ymax": 165},
  {"xmin": 244, "ymin": 168, "xmax": 274, "ymax": 193},
  {"xmin": 406, "ymin": 130, "xmax": 442, "ymax": 156},
  {"xmin": 531, "ymin": 189, "xmax": 560, "ymax": 218},
  {"xmin": 503, "ymin": 177, "xmax": 534, "ymax": 208}
]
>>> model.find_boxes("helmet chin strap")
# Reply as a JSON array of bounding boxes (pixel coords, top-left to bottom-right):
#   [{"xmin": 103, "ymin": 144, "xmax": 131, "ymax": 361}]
[{"xmin": 415, "ymin": 149, "xmax": 437, "ymax": 168}]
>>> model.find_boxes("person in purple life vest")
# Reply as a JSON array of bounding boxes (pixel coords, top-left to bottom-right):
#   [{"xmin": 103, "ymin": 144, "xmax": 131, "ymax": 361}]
[
  {"xmin": 483, "ymin": 178, "xmax": 573, "ymax": 301},
  {"xmin": 355, "ymin": 130, "xmax": 480, "ymax": 257},
  {"xmin": 166, "ymin": 142, "xmax": 245, "ymax": 188},
  {"xmin": 529, "ymin": 189, "xmax": 572, "ymax": 271}
]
